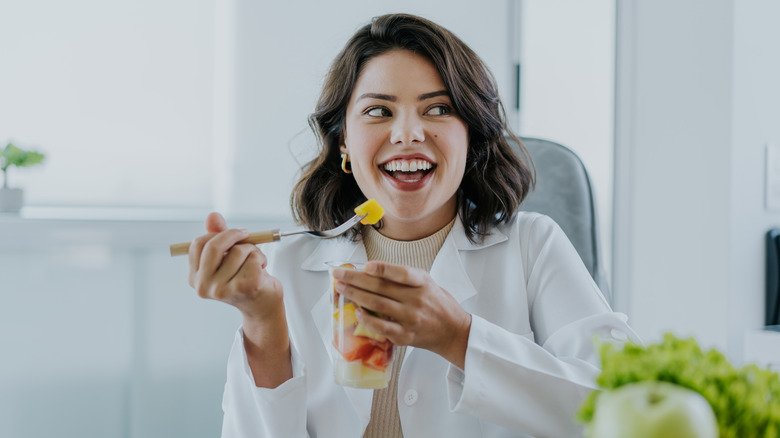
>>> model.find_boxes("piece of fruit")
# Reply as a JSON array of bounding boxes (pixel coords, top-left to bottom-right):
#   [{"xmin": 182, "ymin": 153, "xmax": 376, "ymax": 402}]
[
  {"xmin": 589, "ymin": 381, "xmax": 718, "ymax": 438},
  {"xmin": 333, "ymin": 302, "xmax": 359, "ymax": 327},
  {"xmin": 354, "ymin": 198, "xmax": 384, "ymax": 225},
  {"xmin": 372, "ymin": 339, "xmax": 393, "ymax": 352},
  {"xmin": 353, "ymin": 322, "xmax": 387, "ymax": 342},
  {"xmin": 334, "ymin": 331, "xmax": 375, "ymax": 361},
  {"xmin": 363, "ymin": 348, "xmax": 392, "ymax": 371}
]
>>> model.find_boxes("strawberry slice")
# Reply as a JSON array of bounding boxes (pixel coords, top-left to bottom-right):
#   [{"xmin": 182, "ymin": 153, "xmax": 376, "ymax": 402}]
[
  {"xmin": 363, "ymin": 348, "xmax": 391, "ymax": 371},
  {"xmin": 334, "ymin": 331, "xmax": 375, "ymax": 361},
  {"xmin": 371, "ymin": 339, "xmax": 393, "ymax": 352}
]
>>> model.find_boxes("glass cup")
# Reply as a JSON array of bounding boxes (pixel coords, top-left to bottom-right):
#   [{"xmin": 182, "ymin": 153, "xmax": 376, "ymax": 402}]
[{"xmin": 326, "ymin": 261, "xmax": 395, "ymax": 389}]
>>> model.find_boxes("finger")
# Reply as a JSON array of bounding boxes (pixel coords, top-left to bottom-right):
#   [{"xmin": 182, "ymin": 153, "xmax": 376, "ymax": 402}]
[
  {"xmin": 205, "ymin": 211, "xmax": 227, "ymax": 233},
  {"xmin": 212, "ymin": 243, "xmax": 260, "ymax": 286},
  {"xmin": 333, "ymin": 269, "xmax": 410, "ymax": 302},
  {"xmin": 336, "ymin": 280, "xmax": 403, "ymax": 319},
  {"xmin": 332, "ymin": 268, "xmax": 388, "ymax": 294},
  {"xmin": 188, "ymin": 232, "xmax": 217, "ymax": 284},
  {"xmin": 357, "ymin": 309, "xmax": 406, "ymax": 344},
  {"xmin": 364, "ymin": 261, "xmax": 427, "ymax": 287},
  {"xmin": 200, "ymin": 228, "xmax": 251, "ymax": 275},
  {"xmin": 189, "ymin": 211, "xmax": 227, "ymax": 281},
  {"xmin": 224, "ymin": 252, "xmax": 277, "ymax": 303}
]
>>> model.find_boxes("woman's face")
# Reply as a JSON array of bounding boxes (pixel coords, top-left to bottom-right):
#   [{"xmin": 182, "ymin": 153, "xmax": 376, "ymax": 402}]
[{"xmin": 343, "ymin": 49, "xmax": 469, "ymax": 240}]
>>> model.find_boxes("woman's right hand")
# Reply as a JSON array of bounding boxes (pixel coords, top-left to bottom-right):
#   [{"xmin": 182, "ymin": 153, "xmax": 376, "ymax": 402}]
[
  {"xmin": 188, "ymin": 212, "xmax": 284, "ymax": 322},
  {"xmin": 189, "ymin": 212, "xmax": 292, "ymax": 388}
]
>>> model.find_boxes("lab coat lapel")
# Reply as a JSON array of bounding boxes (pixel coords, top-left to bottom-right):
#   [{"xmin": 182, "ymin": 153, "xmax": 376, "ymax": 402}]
[
  {"xmin": 429, "ymin": 237, "xmax": 479, "ymax": 305},
  {"xmin": 306, "ymin": 237, "xmax": 374, "ymax": 425},
  {"xmin": 429, "ymin": 216, "xmax": 507, "ymax": 304}
]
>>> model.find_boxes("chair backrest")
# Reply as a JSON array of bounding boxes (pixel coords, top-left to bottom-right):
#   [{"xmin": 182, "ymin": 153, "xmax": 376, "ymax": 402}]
[{"xmin": 514, "ymin": 136, "xmax": 612, "ymax": 304}]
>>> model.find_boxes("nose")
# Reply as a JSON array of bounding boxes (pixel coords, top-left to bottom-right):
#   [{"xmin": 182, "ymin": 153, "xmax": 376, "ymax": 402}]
[{"xmin": 390, "ymin": 112, "xmax": 425, "ymax": 145}]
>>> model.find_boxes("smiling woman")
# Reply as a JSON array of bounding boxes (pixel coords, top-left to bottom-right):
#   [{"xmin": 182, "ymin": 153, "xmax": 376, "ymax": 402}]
[
  {"xmin": 293, "ymin": 16, "xmax": 532, "ymax": 245},
  {"xmin": 185, "ymin": 13, "xmax": 640, "ymax": 438},
  {"xmin": 341, "ymin": 49, "xmax": 470, "ymax": 240}
]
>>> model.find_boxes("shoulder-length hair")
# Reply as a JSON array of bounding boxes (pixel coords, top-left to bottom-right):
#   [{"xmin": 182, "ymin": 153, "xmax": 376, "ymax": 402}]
[{"xmin": 291, "ymin": 13, "xmax": 534, "ymax": 242}]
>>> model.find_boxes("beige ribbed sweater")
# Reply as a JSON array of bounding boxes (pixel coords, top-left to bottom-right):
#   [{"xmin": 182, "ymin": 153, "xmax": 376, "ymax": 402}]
[{"xmin": 361, "ymin": 219, "xmax": 455, "ymax": 438}]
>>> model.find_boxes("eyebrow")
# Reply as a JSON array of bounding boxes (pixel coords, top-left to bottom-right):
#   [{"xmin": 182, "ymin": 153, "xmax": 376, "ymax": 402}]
[
  {"xmin": 418, "ymin": 90, "xmax": 449, "ymax": 100},
  {"xmin": 356, "ymin": 90, "xmax": 450, "ymax": 102}
]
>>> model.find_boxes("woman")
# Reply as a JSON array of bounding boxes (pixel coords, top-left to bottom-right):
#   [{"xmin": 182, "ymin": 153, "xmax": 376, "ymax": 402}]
[{"xmin": 188, "ymin": 13, "xmax": 639, "ymax": 438}]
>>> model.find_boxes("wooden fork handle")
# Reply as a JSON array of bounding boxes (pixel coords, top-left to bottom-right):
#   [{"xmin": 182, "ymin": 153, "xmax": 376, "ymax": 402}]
[{"xmin": 169, "ymin": 229, "xmax": 281, "ymax": 257}]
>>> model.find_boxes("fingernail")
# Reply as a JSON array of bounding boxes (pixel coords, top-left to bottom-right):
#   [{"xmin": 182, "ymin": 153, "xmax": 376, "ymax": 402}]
[
  {"xmin": 332, "ymin": 269, "xmax": 344, "ymax": 279},
  {"xmin": 334, "ymin": 281, "xmax": 345, "ymax": 292}
]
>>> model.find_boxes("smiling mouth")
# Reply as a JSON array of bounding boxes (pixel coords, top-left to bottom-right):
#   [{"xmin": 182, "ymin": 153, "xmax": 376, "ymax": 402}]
[{"xmin": 380, "ymin": 159, "xmax": 436, "ymax": 183}]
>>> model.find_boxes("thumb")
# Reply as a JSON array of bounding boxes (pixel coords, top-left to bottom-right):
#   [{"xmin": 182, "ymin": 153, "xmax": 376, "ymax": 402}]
[{"xmin": 205, "ymin": 212, "xmax": 227, "ymax": 233}]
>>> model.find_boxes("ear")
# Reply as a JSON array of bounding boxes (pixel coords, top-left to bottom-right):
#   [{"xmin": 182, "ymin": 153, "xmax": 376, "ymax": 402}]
[{"xmin": 339, "ymin": 144, "xmax": 348, "ymax": 154}]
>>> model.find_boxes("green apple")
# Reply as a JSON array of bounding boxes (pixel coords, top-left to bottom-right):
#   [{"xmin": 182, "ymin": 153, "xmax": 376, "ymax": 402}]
[{"xmin": 589, "ymin": 381, "xmax": 718, "ymax": 438}]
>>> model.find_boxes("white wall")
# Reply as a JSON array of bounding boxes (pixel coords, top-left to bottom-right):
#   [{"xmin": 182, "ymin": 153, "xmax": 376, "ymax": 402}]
[
  {"xmin": 614, "ymin": 0, "xmax": 780, "ymax": 361},
  {"xmin": 729, "ymin": 0, "xmax": 780, "ymax": 360},
  {"xmin": 519, "ymin": 0, "xmax": 615, "ymax": 276},
  {"xmin": 0, "ymin": 0, "xmax": 215, "ymax": 208}
]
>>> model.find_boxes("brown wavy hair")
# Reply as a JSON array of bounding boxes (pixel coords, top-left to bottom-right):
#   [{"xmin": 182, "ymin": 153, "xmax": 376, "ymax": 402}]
[{"xmin": 291, "ymin": 13, "xmax": 534, "ymax": 242}]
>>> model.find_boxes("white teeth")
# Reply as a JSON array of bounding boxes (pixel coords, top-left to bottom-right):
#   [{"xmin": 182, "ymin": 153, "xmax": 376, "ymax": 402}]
[{"xmin": 383, "ymin": 159, "xmax": 433, "ymax": 172}]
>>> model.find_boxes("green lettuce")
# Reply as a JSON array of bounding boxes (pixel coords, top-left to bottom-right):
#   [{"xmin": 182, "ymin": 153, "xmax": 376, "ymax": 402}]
[{"xmin": 578, "ymin": 333, "xmax": 780, "ymax": 438}]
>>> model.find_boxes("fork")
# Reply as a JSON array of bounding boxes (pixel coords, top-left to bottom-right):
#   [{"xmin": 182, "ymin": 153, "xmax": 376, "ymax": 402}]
[{"xmin": 169, "ymin": 213, "xmax": 366, "ymax": 257}]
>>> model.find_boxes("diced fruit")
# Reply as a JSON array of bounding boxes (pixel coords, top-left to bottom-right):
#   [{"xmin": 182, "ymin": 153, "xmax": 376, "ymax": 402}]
[
  {"xmin": 333, "ymin": 302, "xmax": 359, "ymax": 327},
  {"xmin": 373, "ymin": 339, "xmax": 393, "ymax": 352},
  {"xmin": 353, "ymin": 322, "xmax": 387, "ymax": 342},
  {"xmin": 334, "ymin": 331, "xmax": 374, "ymax": 361},
  {"xmin": 332, "ymin": 326, "xmax": 394, "ymax": 367},
  {"xmin": 364, "ymin": 348, "xmax": 392, "ymax": 371},
  {"xmin": 354, "ymin": 199, "xmax": 384, "ymax": 225}
]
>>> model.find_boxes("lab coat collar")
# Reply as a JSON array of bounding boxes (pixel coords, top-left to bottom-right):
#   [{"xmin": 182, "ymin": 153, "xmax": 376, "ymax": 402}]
[{"xmin": 307, "ymin": 215, "xmax": 507, "ymax": 427}]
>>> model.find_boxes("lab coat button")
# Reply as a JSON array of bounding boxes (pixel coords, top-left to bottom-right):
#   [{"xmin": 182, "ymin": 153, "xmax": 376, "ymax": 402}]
[
  {"xmin": 403, "ymin": 389, "xmax": 418, "ymax": 406},
  {"xmin": 610, "ymin": 328, "xmax": 628, "ymax": 341}
]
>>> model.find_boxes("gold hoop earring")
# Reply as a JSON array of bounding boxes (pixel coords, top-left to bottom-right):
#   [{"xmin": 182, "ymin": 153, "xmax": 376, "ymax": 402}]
[{"xmin": 341, "ymin": 152, "xmax": 352, "ymax": 174}]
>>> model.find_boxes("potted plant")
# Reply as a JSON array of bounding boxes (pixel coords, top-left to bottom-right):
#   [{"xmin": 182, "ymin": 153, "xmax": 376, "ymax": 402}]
[{"xmin": 0, "ymin": 142, "xmax": 45, "ymax": 213}]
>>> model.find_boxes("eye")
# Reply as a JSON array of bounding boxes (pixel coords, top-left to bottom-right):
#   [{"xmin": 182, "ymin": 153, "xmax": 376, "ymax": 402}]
[
  {"xmin": 365, "ymin": 107, "xmax": 391, "ymax": 117},
  {"xmin": 425, "ymin": 104, "xmax": 452, "ymax": 116}
]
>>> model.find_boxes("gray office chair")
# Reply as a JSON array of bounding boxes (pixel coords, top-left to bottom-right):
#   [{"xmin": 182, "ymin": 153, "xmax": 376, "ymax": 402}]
[{"xmin": 514, "ymin": 136, "xmax": 612, "ymax": 305}]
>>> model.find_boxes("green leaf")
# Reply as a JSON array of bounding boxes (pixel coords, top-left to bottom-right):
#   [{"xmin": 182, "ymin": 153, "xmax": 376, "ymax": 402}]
[
  {"xmin": 1, "ymin": 142, "xmax": 45, "ymax": 169},
  {"xmin": 17, "ymin": 151, "xmax": 45, "ymax": 168}
]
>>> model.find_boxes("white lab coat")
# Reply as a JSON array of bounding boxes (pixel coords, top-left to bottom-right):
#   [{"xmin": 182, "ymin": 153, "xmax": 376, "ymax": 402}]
[{"xmin": 220, "ymin": 212, "xmax": 639, "ymax": 438}]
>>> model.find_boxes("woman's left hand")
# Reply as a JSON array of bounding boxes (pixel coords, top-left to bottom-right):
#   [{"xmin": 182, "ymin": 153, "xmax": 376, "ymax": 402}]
[{"xmin": 332, "ymin": 260, "xmax": 472, "ymax": 369}]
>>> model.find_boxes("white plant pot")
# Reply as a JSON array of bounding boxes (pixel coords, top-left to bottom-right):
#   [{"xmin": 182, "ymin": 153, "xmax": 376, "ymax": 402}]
[{"xmin": 0, "ymin": 187, "xmax": 24, "ymax": 213}]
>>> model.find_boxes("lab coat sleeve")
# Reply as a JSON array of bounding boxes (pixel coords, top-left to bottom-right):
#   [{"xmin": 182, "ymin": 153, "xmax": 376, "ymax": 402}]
[
  {"xmin": 445, "ymin": 215, "xmax": 640, "ymax": 437},
  {"xmin": 220, "ymin": 328, "xmax": 310, "ymax": 438}
]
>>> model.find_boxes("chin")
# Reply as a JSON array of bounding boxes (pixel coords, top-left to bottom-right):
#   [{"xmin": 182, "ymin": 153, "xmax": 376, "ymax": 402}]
[{"xmin": 385, "ymin": 206, "xmax": 431, "ymax": 223}]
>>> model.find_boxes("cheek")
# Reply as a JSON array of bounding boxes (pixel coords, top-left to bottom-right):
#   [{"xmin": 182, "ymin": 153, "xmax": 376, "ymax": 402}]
[
  {"xmin": 443, "ymin": 139, "xmax": 469, "ymax": 174},
  {"xmin": 345, "ymin": 127, "xmax": 382, "ymax": 155}
]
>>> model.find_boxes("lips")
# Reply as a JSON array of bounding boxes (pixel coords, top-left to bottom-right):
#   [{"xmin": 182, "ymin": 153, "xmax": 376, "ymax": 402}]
[
  {"xmin": 379, "ymin": 164, "xmax": 434, "ymax": 192},
  {"xmin": 376, "ymin": 154, "xmax": 436, "ymax": 191}
]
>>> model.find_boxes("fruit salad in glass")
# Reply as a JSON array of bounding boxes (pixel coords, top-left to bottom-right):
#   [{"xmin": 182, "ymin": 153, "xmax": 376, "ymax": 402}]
[{"xmin": 327, "ymin": 262, "xmax": 395, "ymax": 389}]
